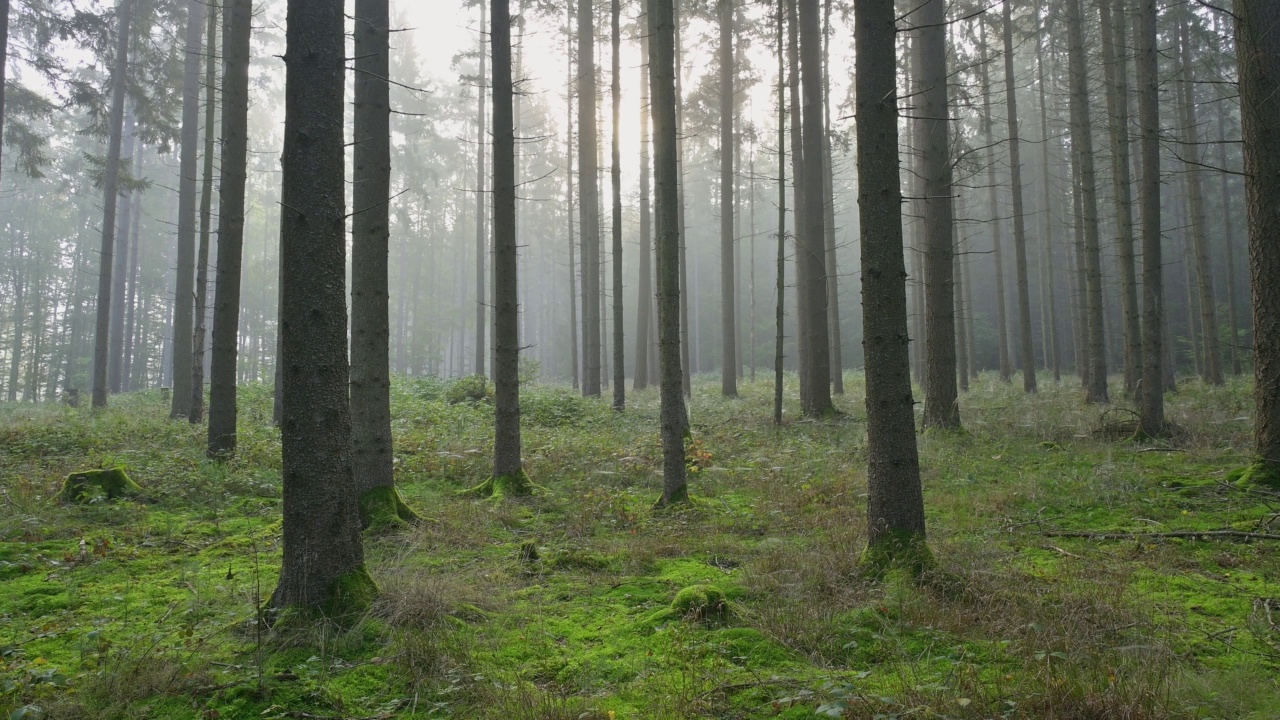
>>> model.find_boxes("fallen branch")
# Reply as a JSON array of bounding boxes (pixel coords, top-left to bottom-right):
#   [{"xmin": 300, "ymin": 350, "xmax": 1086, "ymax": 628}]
[{"xmin": 1042, "ymin": 529, "xmax": 1280, "ymax": 541}]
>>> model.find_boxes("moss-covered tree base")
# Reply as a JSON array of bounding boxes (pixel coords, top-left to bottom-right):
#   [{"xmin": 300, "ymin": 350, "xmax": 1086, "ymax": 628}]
[
  {"xmin": 1232, "ymin": 462, "xmax": 1280, "ymax": 490},
  {"xmin": 60, "ymin": 468, "xmax": 142, "ymax": 503},
  {"xmin": 671, "ymin": 584, "xmax": 731, "ymax": 624},
  {"xmin": 652, "ymin": 486, "xmax": 690, "ymax": 509},
  {"xmin": 358, "ymin": 486, "xmax": 422, "ymax": 533},
  {"xmin": 326, "ymin": 565, "xmax": 378, "ymax": 616},
  {"xmin": 860, "ymin": 529, "xmax": 935, "ymax": 579},
  {"xmin": 464, "ymin": 470, "xmax": 536, "ymax": 499}
]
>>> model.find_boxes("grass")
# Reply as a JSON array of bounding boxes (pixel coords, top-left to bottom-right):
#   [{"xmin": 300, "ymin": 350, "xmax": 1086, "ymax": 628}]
[{"xmin": 1, "ymin": 372, "xmax": 1278, "ymax": 719}]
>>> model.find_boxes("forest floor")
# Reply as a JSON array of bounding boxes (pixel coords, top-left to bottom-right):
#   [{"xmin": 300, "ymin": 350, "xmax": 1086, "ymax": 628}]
[{"xmin": 2, "ymin": 374, "xmax": 1279, "ymax": 719}]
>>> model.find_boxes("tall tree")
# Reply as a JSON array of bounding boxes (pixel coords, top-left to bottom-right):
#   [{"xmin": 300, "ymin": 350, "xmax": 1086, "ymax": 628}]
[
  {"xmin": 0, "ymin": 0, "xmax": 8, "ymax": 188},
  {"xmin": 579, "ymin": 0, "xmax": 602, "ymax": 397},
  {"xmin": 1066, "ymin": 0, "xmax": 1108, "ymax": 403},
  {"xmin": 915, "ymin": 0, "xmax": 959, "ymax": 429},
  {"xmin": 1238, "ymin": 0, "xmax": 1280, "ymax": 480},
  {"xmin": 719, "ymin": 0, "xmax": 737, "ymax": 398},
  {"xmin": 1035, "ymin": 23, "xmax": 1060, "ymax": 382},
  {"xmin": 1136, "ymin": 0, "xmax": 1164, "ymax": 436},
  {"xmin": 208, "ymin": 0, "xmax": 249, "ymax": 457},
  {"xmin": 610, "ymin": 0, "xmax": 625, "ymax": 410},
  {"xmin": 650, "ymin": 0, "xmax": 689, "ymax": 506},
  {"xmin": 1002, "ymin": 1, "xmax": 1036, "ymax": 393},
  {"xmin": 774, "ymin": 0, "xmax": 786, "ymax": 425},
  {"xmin": 798, "ymin": 0, "xmax": 832, "ymax": 416},
  {"xmin": 351, "ymin": 0, "xmax": 419, "ymax": 521},
  {"xmin": 1176, "ymin": 17, "xmax": 1223, "ymax": 386},
  {"xmin": 90, "ymin": 0, "xmax": 133, "ymax": 409},
  {"xmin": 1214, "ymin": 23, "xmax": 1242, "ymax": 377},
  {"xmin": 634, "ymin": 23, "xmax": 653, "ymax": 392},
  {"xmin": 191, "ymin": 0, "xmax": 218, "ymax": 424},
  {"xmin": 169, "ymin": 0, "xmax": 207, "ymax": 419},
  {"xmin": 979, "ymin": 20, "xmax": 1011, "ymax": 383},
  {"xmin": 565, "ymin": 0, "xmax": 579, "ymax": 390},
  {"xmin": 108, "ymin": 109, "xmax": 137, "ymax": 395},
  {"xmin": 856, "ymin": 0, "xmax": 927, "ymax": 566},
  {"xmin": 474, "ymin": 1, "xmax": 488, "ymax": 379},
  {"xmin": 1099, "ymin": 0, "xmax": 1142, "ymax": 396},
  {"xmin": 821, "ymin": 0, "xmax": 843, "ymax": 395},
  {"xmin": 272, "ymin": 0, "xmax": 372, "ymax": 612}
]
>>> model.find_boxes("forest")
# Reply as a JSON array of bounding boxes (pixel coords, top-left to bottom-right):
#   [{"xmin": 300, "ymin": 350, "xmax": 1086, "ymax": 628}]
[{"xmin": 1, "ymin": 0, "xmax": 1279, "ymax": 716}]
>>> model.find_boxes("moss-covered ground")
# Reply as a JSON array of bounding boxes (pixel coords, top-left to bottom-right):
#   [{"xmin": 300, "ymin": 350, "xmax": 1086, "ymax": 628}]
[{"xmin": 2, "ymin": 374, "xmax": 1278, "ymax": 719}]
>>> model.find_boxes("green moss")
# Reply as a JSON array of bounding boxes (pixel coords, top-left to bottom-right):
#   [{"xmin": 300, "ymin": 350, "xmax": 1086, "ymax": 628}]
[
  {"xmin": 325, "ymin": 565, "xmax": 378, "ymax": 617},
  {"xmin": 671, "ymin": 584, "xmax": 731, "ymax": 624},
  {"xmin": 60, "ymin": 467, "xmax": 142, "ymax": 502},
  {"xmin": 1234, "ymin": 461, "xmax": 1280, "ymax": 490},
  {"xmin": 860, "ymin": 529, "xmax": 935, "ymax": 579},
  {"xmin": 358, "ymin": 485, "xmax": 421, "ymax": 532},
  {"xmin": 465, "ymin": 469, "xmax": 535, "ymax": 498}
]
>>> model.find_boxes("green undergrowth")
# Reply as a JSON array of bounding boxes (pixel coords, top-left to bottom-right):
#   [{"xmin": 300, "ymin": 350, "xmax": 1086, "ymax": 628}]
[{"xmin": 2, "ymin": 374, "xmax": 1279, "ymax": 719}]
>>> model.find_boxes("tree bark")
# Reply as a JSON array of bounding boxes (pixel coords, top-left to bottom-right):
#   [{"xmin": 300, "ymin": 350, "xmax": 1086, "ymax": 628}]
[
  {"xmin": 856, "ymin": 0, "xmax": 927, "ymax": 556},
  {"xmin": 1137, "ymin": 0, "xmax": 1164, "ymax": 435},
  {"xmin": 565, "ymin": 0, "xmax": 579, "ymax": 390},
  {"xmin": 821, "ymin": 0, "xmax": 843, "ymax": 396},
  {"xmin": 191, "ymin": 0, "xmax": 218, "ymax": 423},
  {"xmin": 1002, "ymin": 0, "xmax": 1036, "ymax": 393},
  {"xmin": 91, "ymin": 0, "xmax": 133, "ymax": 409},
  {"xmin": 108, "ymin": 109, "xmax": 136, "ymax": 395},
  {"xmin": 719, "ymin": 0, "xmax": 737, "ymax": 398},
  {"xmin": 1237, "ymin": 0, "xmax": 1280, "ymax": 473},
  {"xmin": 774, "ymin": 0, "xmax": 786, "ymax": 425},
  {"xmin": 649, "ymin": 0, "xmax": 689, "ymax": 506},
  {"xmin": 798, "ymin": 0, "xmax": 832, "ymax": 416},
  {"xmin": 635, "ymin": 22, "xmax": 652, "ymax": 392},
  {"xmin": 1066, "ymin": 0, "xmax": 1108, "ymax": 403},
  {"xmin": 1214, "ymin": 25, "xmax": 1242, "ymax": 378},
  {"xmin": 979, "ymin": 20, "xmax": 1011, "ymax": 383},
  {"xmin": 578, "ymin": 0, "xmax": 602, "ymax": 397},
  {"xmin": 610, "ymin": 0, "xmax": 625, "ymax": 410},
  {"xmin": 169, "ymin": 0, "xmax": 207, "ymax": 419},
  {"xmin": 272, "ymin": 0, "xmax": 369, "ymax": 612},
  {"xmin": 475, "ymin": 1, "xmax": 488, "ymax": 379},
  {"xmin": 916, "ymin": 0, "xmax": 959, "ymax": 429}
]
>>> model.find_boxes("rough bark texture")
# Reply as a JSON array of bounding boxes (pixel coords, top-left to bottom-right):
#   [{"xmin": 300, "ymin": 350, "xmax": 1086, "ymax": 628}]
[
  {"xmin": 1002, "ymin": 0, "xmax": 1036, "ymax": 393},
  {"xmin": 169, "ymin": 0, "xmax": 206, "ymax": 419},
  {"xmin": 610, "ymin": 0, "xmax": 625, "ymax": 410},
  {"xmin": 191, "ymin": 1, "xmax": 218, "ymax": 424},
  {"xmin": 1098, "ymin": 0, "xmax": 1141, "ymax": 397},
  {"xmin": 1237, "ymin": 0, "xmax": 1280, "ymax": 472},
  {"xmin": 91, "ymin": 0, "xmax": 133, "ymax": 409},
  {"xmin": 916, "ymin": 0, "xmax": 959, "ymax": 429},
  {"xmin": 856, "ymin": 0, "xmax": 927, "ymax": 558},
  {"xmin": 649, "ymin": 0, "xmax": 689, "ymax": 506},
  {"xmin": 272, "ymin": 0, "xmax": 368, "ymax": 612},
  {"xmin": 208, "ymin": 0, "xmax": 249, "ymax": 457},
  {"xmin": 719, "ymin": 0, "xmax": 737, "ymax": 398},
  {"xmin": 1066, "ymin": 0, "xmax": 1108, "ymax": 403},
  {"xmin": 1177, "ymin": 19, "xmax": 1223, "ymax": 386},
  {"xmin": 1137, "ymin": 0, "xmax": 1164, "ymax": 435},
  {"xmin": 798, "ymin": 0, "xmax": 831, "ymax": 416},
  {"xmin": 351, "ymin": 0, "xmax": 402, "ymax": 513},
  {"xmin": 491, "ymin": 0, "xmax": 527, "ymax": 489},
  {"xmin": 578, "ymin": 0, "xmax": 601, "ymax": 397},
  {"xmin": 635, "ymin": 26, "xmax": 652, "ymax": 392}
]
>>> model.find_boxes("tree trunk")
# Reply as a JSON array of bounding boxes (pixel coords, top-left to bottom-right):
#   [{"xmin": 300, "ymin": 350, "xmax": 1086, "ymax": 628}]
[
  {"xmin": 786, "ymin": 0, "xmax": 808, "ymax": 410},
  {"xmin": 1066, "ymin": 0, "xmax": 1108, "ymax": 403},
  {"xmin": 7, "ymin": 239, "xmax": 24, "ymax": 402},
  {"xmin": 578, "ymin": 0, "xmax": 601, "ymax": 397},
  {"xmin": 798, "ymin": 0, "xmax": 831, "ymax": 416},
  {"xmin": 953, "ymin": 217, "xmax": 969, "ymax": 392},
  {"xmin": 1098, "ymin": 0, "xmax": 1141, "ymax": 397},
  {"xmin": 635, "ymin": 23, "xmax": 652, "ymax": 392},
  {"xmin": 774, "ymin": 0, "xmax": 786, "ymax": 425},
  {"xmin": 169, "ymin": 0, "xmax": 207, "ymax": 419},
  {"xmin": 979, "ymin": 20, "xmax": 1011, "ymax": 383},
  {"xmin": 1137, "ymin": 0, "xmax": 1164, "ymax": 435},
  {"xmin": 108, "ymin": 108, "xmax": 136, "ymax": 395},
  {"xmin": 675, "ymin": 0, "xmax": 691, "ymax": 399},
  {"xmin": 191, "ymin": 0, "xmax": 218, "ymax": 423},
  {"xmin": 1177, "ymin": 18, "xmax": 1224, "ymax": 386},
  {"xmin": 565, "ymin": 0, "xmax": 579, "ymax": 390},
  {"xmin": 719, "ymin": 0, "xmax": 737, "ymax": 398},
  {"xmin": 1036, "ymin": 22, "xmax": 1060, "ymax": 382},
  {"xmin": 821, "ymin": 0, "xmax": 843, "ymax": 396},
  {"xmin": 649, "ymin": 0, "xmax": 689, "ymax": 506},
  {"xmin": 856, "ymin": 0, "xmax": 927, "ymax": 559},
  {"xmin": 475, "ymin": 2, "xmax": 488, "ymax": 379},
  {"xmin": 610, "ymin": 0, "xmax": 625, "ymax": 410},
  {"xmin": 91, "ymin": 0, "xmax": 133, "ymax": 409},
  {"xmin": 1002, "ymin": 0, "xmax": 1036, "ymax": 393},
  {"xmin": 0, "ymin": 0, "xmax": 8, "ymax": 188},
  {"xmin": 1215, "ymin": 27, "xmax": 1242, "ymax": 377},
  {"xmin": 122, "ymin": 172, "xmax": 142, "ymax": 391},
  {"xmin": 272, "ymin": 0, "xmax": 369, "ymax": 612},
  {"xmin": 1237, "ymin": 0, "xmax": 1280, "ymax": 472},
  {"xmin": 916, "ymin": 0, "xmax": 959, "ymax": 429}
]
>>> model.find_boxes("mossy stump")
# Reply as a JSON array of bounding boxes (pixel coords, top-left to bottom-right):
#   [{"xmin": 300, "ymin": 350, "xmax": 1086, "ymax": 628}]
[
  {"xmin": 60, "ymin": 468, "xmax": 141, "ymax": 503},
  {"xmin": 465, "ymin": 470, "xmax": 536, "ymax": 499},
  {"xmin": 671, "ymin": 584, "xmax": 731, "ymax": 625},
  {"xmin": 1234, "ymin": 461, "xmax": 1280, "ymax": 490},
  {"xmin": 358, "ymin": 486, "xmax": 421, "ymax": 533}
]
